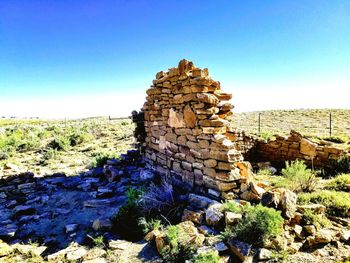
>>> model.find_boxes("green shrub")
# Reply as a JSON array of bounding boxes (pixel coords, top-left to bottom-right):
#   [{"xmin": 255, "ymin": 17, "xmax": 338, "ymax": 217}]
[
  {"xmin": 91, "ymin": 152, "xmax": 119, "ymax": 167},
  {"xmin": 221, "ymin": 204, "xmax": 284, "ymax": 246},
  {"xmin": 68, "ymin": 131, "xmax": 93, "ymax": 146},
  {"xmin": 279, "ymin": 160, "xmax": 318, "ymax": 192},
  {"xmin": 302, "ymin": 209, "xmax": 331, "ymax": 230},
  {"xmin": 112, "ymin": 188, "xmax": 144, "ymax": 241},
  {"xmin": 138, "ymin": 217, "xmax": 162, "ymax": 234},
  {"xmin": 259, "ymin": 131, "xmax": 275, "ymax": 143},
  {"xmin": 327, "ymin": 156, "xmax": 350, "ymax": 176},
  {"xmin": 48, "ymin": 136, "xmax": 71, "ymax": 151},
  {"xmin": 257, "ymin": 168, "xmax": 274, "ymax": 177},
  {"xmin": 192, "ymin": 250, "xmax": 220, "ymax": 263},
  {"xmin": 323, "ymin": 136, "xmax": 345, "ymax": 144},
  {"xmin": 326, "ymin": 173, "xmax": 350, "ymax": 191},
  {"xmin": 298, "ymin": 190, "xmax": 350, "ymax": 217},
  {"xmin": 221, "ymin": 201, "xmax": 242, "ymax": 213},
  {"xmin": 160, "ymin": 225, "xmax": 196, "ymax": 262}
]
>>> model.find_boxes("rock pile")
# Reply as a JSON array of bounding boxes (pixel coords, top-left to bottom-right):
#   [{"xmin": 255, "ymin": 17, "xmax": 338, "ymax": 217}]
[{"xmin": 138, "ymin": 59, "xmax": 252, "ymax": 199}]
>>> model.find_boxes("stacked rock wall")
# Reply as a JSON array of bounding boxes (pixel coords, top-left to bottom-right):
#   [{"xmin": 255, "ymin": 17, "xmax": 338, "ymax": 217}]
[
  {"xmin": 255, "ymin": 131, "xmax": 348, "ymax": 167},
  {"xmin": 140, "ymin": 60, "xmax": 252, "ymax": 198}
]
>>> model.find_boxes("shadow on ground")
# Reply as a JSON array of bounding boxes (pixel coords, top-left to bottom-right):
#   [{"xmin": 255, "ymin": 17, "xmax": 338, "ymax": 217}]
[{"xmin": 0, "ymin": 150, "xmax": 161, "ymax": 262}]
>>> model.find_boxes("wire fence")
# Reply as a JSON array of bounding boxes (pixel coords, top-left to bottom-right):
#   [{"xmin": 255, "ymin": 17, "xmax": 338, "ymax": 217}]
[{"xmin": 231, "ymin": 109, "xmax": 350, "ymax": 139}]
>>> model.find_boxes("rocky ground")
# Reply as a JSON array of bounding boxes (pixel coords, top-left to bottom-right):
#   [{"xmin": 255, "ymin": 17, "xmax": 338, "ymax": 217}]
[
  {"xmin": 0, "ymin": 150, "xmax": 162, "ymax": 262},
  {"xmin": 0, "ymin": 151, "xmax": 349, "ymax": 262}
]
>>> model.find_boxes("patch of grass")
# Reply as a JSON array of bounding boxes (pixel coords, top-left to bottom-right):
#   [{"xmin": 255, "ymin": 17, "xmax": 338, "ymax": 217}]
[
  {"xmin": 325, "ymin": 173, "xmax": 350, "ymax": 191},
  {"xmin": 221, "ymin": 201, "xmax": 242, "ymax": 213},
  {"xmin": 138, "ymin": 217, "xmax": 162, "ymax": 234},
  {"xmin": 277, "ymin": 160, "xmax": 318, "ymax": 193},
  {"xmin": 298, "ymin": 190, "xmax": 350, "ymax": 217},
  {"xmin": 221, "ymin": 204, "xmax": 284, "ymax": 246},
  {"xmin": 192, "ymin": 250, "xmax": 220, "ymax": 263},
  {"xmin": 92, "ymin": 235, "xmax": 105, "ymax": 248}
]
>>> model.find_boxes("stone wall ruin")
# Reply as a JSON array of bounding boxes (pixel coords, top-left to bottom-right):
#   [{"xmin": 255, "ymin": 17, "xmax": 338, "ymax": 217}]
[
  {"xmin": 136, "ymin": 59, "xmax": 252, "ymax": 198},
  {"xmin": 133, "ymin": 59, "xmax": 349, "ymax": 199}
]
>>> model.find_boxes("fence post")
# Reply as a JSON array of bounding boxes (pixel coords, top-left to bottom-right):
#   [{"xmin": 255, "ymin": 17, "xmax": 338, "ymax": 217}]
[
  {"xmin": 258, "ymin": 112, "xmax": 261, "ymax": 135},
  {"xmin": 329, "ymin": 112, "xmax": 332, "ymax": 137}
]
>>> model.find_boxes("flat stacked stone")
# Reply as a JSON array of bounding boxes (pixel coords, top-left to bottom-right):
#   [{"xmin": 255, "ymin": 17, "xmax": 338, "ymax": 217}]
[{"xmin": 141, "ymin": 59, "xmax": 252, "ymax": 198}]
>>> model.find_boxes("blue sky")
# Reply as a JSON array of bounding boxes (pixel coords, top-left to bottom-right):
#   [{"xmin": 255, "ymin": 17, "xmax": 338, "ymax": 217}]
[{"xmin": 0, "ymin": 0, "xmax": 349, "ymax": 118}]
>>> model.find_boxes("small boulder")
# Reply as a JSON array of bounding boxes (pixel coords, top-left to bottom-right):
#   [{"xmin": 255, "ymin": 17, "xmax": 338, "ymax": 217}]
[
  {"xmin": 65, "ymin": 224, "xmax": 78, "ymax": 233},
  {"xmin": 261, "ymin": 191, "xmax": 280, "ymax": 209},
  {"xmin": 225, "ymin": 212, "xmax": 242, "ymax": 226},
  {"xmin": 280, "ymin": 189, "xmax": 297, "ymax": 219},
  {"xmin": 181, "ymin": 209, "xmax": 204, "ymax": 224},
  {"xmin": 92, "ymin": 219, "xmax": 112, "ymax": 231},
  {"xmin": 306, "ymin": 229, "xmax": 334, "ymax": 247},
  {"xmin": 257, "ymin": 248, "xmax": 272, "ymax": 261},
  {"xmin": 205, "ymin": 203, "xmax": 224, "ymax": 226},
  {"xmin": 227, "ymin": 239, "xmax": 252, "ymax": 262}
]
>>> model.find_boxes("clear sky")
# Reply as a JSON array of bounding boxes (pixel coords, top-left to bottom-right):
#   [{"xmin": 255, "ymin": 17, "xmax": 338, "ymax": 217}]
[{"xmin": 0, "ymin": 0, "xmax": 349, "ymax": 118}]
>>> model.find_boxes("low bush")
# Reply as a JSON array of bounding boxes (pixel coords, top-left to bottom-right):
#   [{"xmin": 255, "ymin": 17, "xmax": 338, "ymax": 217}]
[
  {"xmin": 326, "ymin": 173, "xmax": 350, "ymax": 191},
  {"xmin": 301, "ymin": 209, "xmax": 331, "ymax": 230},
  {"xmin": 221, "ymin": 201, "xmax": 242, "ymax": 213},
  {"xmin": 112, "ymin": 188, "xmax": 144, "ymax": 241},
  {"xmin": 221, "ymin": 204, "xmax": 284, "ymax": 246},
  {"xmin": 323, "ymin": 136, "xmax": 345, "ymax": 144},
  {"xmin": 138, "ymin": 217, "xmax": 162, "ymax": 234},
  {"xmin": 192, "ymin": 250, "xmax": 220, "ymax": 263},
  {"xmin": 140, "ymin": 178, "xmax": 185, "ymax": 223},
  {"xmin": 48, "ymin": 136, "xmax": 71, "ymax": 151},
  {"xmin": 159, "ymin": 225, "xmax": 196, "ymax": 262},
  {"xmin": 92, "ymin": 152, "xmax": 120, "ymax": 167},
  {"xmin": 278, "ymin": 160, "xmax": 318, "ymax": 192},
  {"xmin": 327, "ymin": 155, "xmax": 350, "ymax": 176},
  {"xmin": 298, "ymin": 190, "xmax": 350, "ymax": 217}
]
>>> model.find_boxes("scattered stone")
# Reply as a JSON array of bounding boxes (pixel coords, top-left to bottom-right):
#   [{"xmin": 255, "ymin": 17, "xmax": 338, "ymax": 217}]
[
  {"xmin": 0, "ymin": 225, "xmax": 18, "ymax": 239},
  {"xmin": 225, "ymin": 212, "xmax": 242, "ymax": 225},
  {"xmin": 181, "ymin": 209, "xmax": 204, "ymax": 224},
  {"xmin": 92, "ymin": 218, "xmax": 112, "ymax": 231},
  {"xmin": 188, "ymin": 193, "xmax": 218, "ymax": 210},
  {"xmin": 280, "ymin": 189, "xmax": 297, "ymax": 219},
  {"xmin": 198, "ymin": 225, "xmax": 217, "ymax": 236},
  {"xmin": 205, "ymin": 203, "xmax": 224, "ymax": 226},
  {"xmin": 306, "ymin": 229, "xmax": 334, "ymax": 247},
  {"xmin": 109, "ymin": 239, "xmax": 131, "ymax": 250},
  {"xmin": 13, "ymin": 243, "xmax": 47, "ymax": 257},
  {"xmin": 13, "ymin": 205, "xmax": 36, "ymax": 217},
  {"xmin": 294, "ymin": 225, "xmax": 304, "ymax": 239},
  {"xmin": 66, "ymin": 247, "xmax": 88, "ymax": 261},
  {"xmin": 257, "ymin": 248, "xmax": 272, "ymax": 260},
  {"xmin": 214, "ymin": 241, "xmax": 228, "ymax": 252},
  {"xmin": 297, "ymin": 204, "xmax": 326, "ymax": 214},
  {"xmin": 261, "ymin": 191, "xmax": 280, "ymax": 209},
  {"xmin": 0, "ymin": 240, "xmax": 12, "ymax": 256},
  {"xmin": 65, "ymin": 224, "xmax": 78, "ymax": 233},
  {"xmin": 303, "ymin": 225, "xmax": 316, "ymax": 236},
  {"xmin": 227, "ymin": 239, "xmax": 252, "ymax": 262}
]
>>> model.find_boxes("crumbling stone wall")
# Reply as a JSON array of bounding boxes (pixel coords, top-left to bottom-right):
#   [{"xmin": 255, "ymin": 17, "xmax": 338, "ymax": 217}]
[
  {"xmin": 138, "ymin": 59, "xmax": 252, "ymax": 198},
  {"xmin": 255, "ymin": 130, "xmax": 348, "ymax": 167}
]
